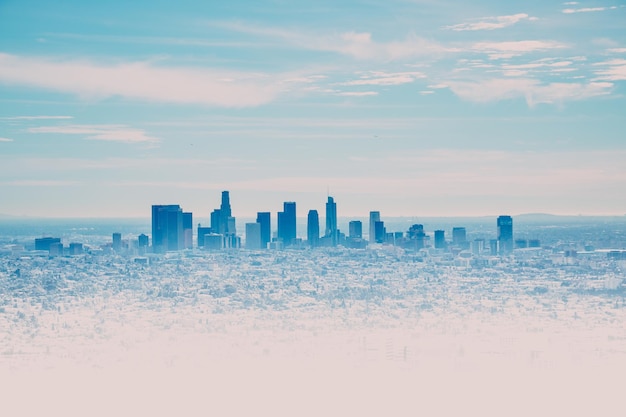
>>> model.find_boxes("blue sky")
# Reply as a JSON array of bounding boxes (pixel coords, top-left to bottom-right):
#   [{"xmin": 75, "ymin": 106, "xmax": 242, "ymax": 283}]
[{"xmin": 1, "ymin": 0, "xmax": 625, "ymax": 218}]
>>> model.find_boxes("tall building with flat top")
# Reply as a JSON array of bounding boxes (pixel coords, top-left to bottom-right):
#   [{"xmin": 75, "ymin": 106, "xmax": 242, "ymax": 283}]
[
  {"xmin": 325, "ymin": 196, "xmax": 337, "ymax": 246},
  {"xmin": 152, "ymin": 205, "xmax": 184, "ymax": 252},
  {"xmin": 245, "ymin": 222, "xmax": 262, "ymax": 250},
  {"xmin": 256, "ymin": 212, "xmax": 271, "ymax": 249},
  {"xmin": 349, "ymin": 220, "xmax": 362, "ymax": 239},
  {"xmin": 278, "ymin": 202, "xmax": 296, "ymax": 245},
  {"xmin": 497, "ymin": 215, "xmax": 513, "ymax": 255},
  {"xmin": 112, "ymin": 233, "xmax": 122, "ymax": 251},
  {"xmin": 434, "ymin": 230, "xmax": 445, "ymax": 249},
  {"xmin": 307, "ymin": 209, "xmax": 320, "ymax": 248},
  {"xmin": 369, "ymin": 211, "xmax": 380, "ymax": 243},
  {"xmin": 452, "ymin": 227, "xmax": 467, "ymax": 246},
  {"xmin": 183, "ymin": 212, "xmax": 193, "ymax": 249}
]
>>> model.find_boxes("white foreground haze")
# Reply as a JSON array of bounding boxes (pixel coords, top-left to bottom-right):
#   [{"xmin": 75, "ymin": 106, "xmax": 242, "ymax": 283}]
[{"xmin": 2, "ymin": 217, "xmax": 626, "ymax": 416}]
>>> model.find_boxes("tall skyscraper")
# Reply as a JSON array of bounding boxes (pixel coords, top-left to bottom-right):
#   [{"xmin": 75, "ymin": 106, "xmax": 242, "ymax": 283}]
[
  {"xmin": 183, "ymin": 212, "xmax": 193, "ymax": 249},
  {"xmin": 307, "ymin": 209, "xmax": 320, "ymax": 248},
  {"xmin": 369, "ymin": 211, "xmax": 380, "ymax": 243},
  {"xmin": 152, "ymin": 205, "xmax": 185, "ymax": 252},
  {"xmin": 325, "ymin": 196, "xmax": 337, "ymax": 246},
  {"xmin": 374, "ymin": 220, "xmax": 385, "ymax": 244},
  {"xmin": 256, "ymin": 212, "xmax": 271, "ymax": 249},
  {"xmin": 452, "ymin": 227, "xmax": 467, "ymax": 246},
  {"xmin": 112, "ymin": 232, "xmax": 122, "ymax": 252},
  {"xmin": 278, "ymin": 202, "xmax": 296, "ymax": 245},
  {"xmin": 219, "ymin": 191, "xmax": 234, "ymax": 235},
  {"xmin": 497, "ymin": 215, "xmax": 513, "ymax": 255},
  {"xmin": 434, "ymin": 230, "xmax": 445, "ymax": 249},
  {"xmin": 349, "ymin": 220, "xmax": 362, "ymax": 239},
  {"xmin": 245, "ymin": 222, "xmax": 262, "ymax": 250},
  {"xmin": 208, "ymin": 191, "xmax": 238, "ymax": 248}
]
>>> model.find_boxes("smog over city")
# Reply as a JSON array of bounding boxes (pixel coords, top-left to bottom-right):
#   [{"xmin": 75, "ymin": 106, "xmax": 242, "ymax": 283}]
[{"xmin": 1, "ymin": 1, "xmax": 626, "ymax": 416}]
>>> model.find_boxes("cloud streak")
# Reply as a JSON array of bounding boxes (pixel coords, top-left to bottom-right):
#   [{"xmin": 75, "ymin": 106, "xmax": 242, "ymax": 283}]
[
  {"xmin": 562, "ymin": 6, "xmax": 619, "ymax": 13},
  {"xmin": 593, "ymin": 59, "xmax": 626, "ymax": 81},
  {"xmin": 211, "ymin": 22, "xmax": 451, "ymax": 60},
  {"xmin": 445, "ymin": 13, "xmax": 535, "ymax": 31},
  {"xmin": 0, "ymin": 137, "xmax": 14, "ymax": 142},
  {"xmin": 471, "ymin": 41, "xmax": 567, "ymax": 59},
  {"xmin": 337, "ymin": 91, "xmax": 378, "ymax": 97},
  {"xmin": 446, "ymin": 78, "xmax": 612, "ymax": 106},
  {"xmin": 0, "ymin": 53, "xmax": 282, "ymax": 107},
  {"xmin": 341, "ymin": 71, "xmax": 426, "ymax": 86},
  {"xmin": 28, "ymin": 124, "xmax": 159, "ymax": 143}
]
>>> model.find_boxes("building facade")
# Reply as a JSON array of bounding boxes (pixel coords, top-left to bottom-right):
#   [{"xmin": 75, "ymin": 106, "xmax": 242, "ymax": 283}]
[
  {"xmin": 307, "ymin": 209, "xmax": 320, "ymax": 248},
  {"xmin": 497, "ymin": 215, "xmax": 514, "ymax": 255}
]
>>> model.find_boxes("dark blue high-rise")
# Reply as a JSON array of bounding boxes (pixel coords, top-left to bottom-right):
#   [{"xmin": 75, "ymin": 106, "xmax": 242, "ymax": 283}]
[
  {"xmin": 256, "ymin": 212, "xmax": 271, "ymax": 249},
  {"xmin": 278, "ymin": 202, "xmax": 296, "ymax": 245},
  {"xmin": 152, "ymin": 204, "xmax": 184, "ymax": 252}
]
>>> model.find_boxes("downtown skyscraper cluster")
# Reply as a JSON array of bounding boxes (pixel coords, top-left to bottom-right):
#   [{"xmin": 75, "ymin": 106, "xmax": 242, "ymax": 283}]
[{"xmin": 150, "ymin": 191, "xmax": 517, "ymax": 255}]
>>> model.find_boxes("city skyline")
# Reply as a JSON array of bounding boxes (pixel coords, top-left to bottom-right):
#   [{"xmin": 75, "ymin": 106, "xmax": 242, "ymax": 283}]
[{"xmin": 1, "ymin": 0, "xmax": 626, "ymax": 217}]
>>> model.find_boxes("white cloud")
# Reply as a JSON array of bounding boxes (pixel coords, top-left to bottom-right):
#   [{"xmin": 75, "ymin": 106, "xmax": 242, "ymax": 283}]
[
  {"xmin": 498, "ymin": 60, "xmax": 575, "ymax": 77},
  {"xmin": 607, "ymin": 48, "xmax": 626, "ymax": 53},
  {"xmin": 502, "ymin": 70, "xmax": 528, "ymax": 77},
  {"xmin": 27, "ymin": 124, "xmax": 159, "ymax": 143},
  {"xmin": 446, "ymin": 78, "xmax": 612, "ymax": 106},
  {"xmin": 211, "ymin": 22, "xmax": 451, "ymax": 60},
  {"xmin": 332, "ymin": 31, "xmax": 452, "ymax": 60},
  {"xmin": 0, "ymin": 137, "xmax": 14, "ymax": 142},
  {"xmin": 342, "ymin": 71, "xmax": 426, "ymax": 86},
  {"xmin": 444, "ymin": 13, "xmax": 533, "ymax": 31},
  {"xmin": 472, "ymin": 41, "xmax": 566, "ymax": 59},
  {"xmin": 0, "ymin": 53, "xmax": 282, "ymax": 107},
  {"xmin": 337, "ymin": 91, "xmax": 378, "ymax": 97},
  {"xmin": 562, "ymin": 6, "xmax": 619, "ymax": 13},
  {"xmin": 593, "ymin": 59, "xmax": 626, "ymax": 81}
]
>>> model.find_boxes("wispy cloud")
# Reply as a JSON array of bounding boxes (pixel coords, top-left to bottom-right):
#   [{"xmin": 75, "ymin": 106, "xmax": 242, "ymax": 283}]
[
  {"xmin": 337, "ymin": 91, "xmax": 378, "ymax": 97},
  {"xmin": 444, "ymin": 13, "xmax": 535, "ymax": 31},
  {"xmin": 498, "ymin": 59, "xmax": 576, "ymax": 77},
  {"xmin": 0, "ymin": 115, "xmax": 73, "ymax": 120},
  {"xmin": 562, "ymin": 6, "xmax": 620, "ymax": 13},
  {"xmin": 0, "ymin": 137, "xmax": 14, "ymax": 142},
  {"xmin": 593, "ymin": 59, "xmax": 626, "ymax": 81},
  {"xmin": 471, "ymin": 41, "xmax": 567, "ymax": 59},
  {"xmin": 210, "ymin": 22, "xmax": 451, "ymax": 60},
  {"xmin": 341, "ymin": 71, "xmax": 426, "ymax": 86},
  {"xmin": 0, "ymin": 53, "xmax": 283, "ymax": 107},
  {"xmin": 27, "ymin": 124, "xmax": 159, "ymax": 143},
  {"xmin": 446, "ymin": 78, "xmax": 612, "ymax": 106}
]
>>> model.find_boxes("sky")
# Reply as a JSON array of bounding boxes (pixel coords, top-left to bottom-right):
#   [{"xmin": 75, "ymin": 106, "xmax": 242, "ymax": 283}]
[{"xmin": 1, "ymin": 0, "xmax": 625, "ymax": 218}]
